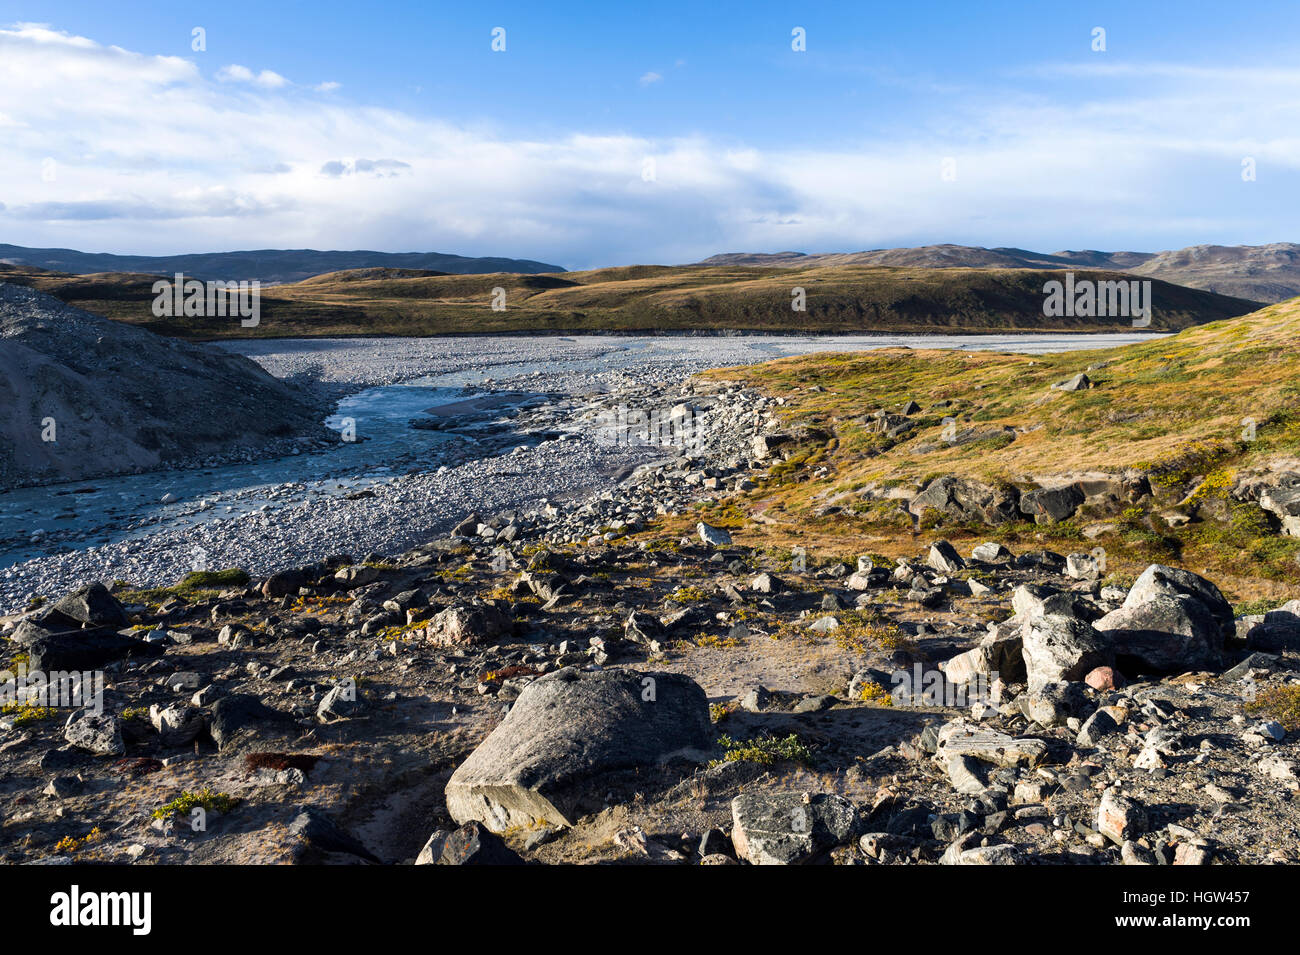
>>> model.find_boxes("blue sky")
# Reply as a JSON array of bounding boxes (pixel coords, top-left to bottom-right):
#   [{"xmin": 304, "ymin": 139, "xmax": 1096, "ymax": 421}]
[{"xmin": 0, "ymin": 1, "xmax": 1297, "ymax": 268}]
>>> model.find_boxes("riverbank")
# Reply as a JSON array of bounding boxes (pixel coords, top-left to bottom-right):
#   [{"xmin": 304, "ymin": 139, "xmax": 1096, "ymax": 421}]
[{"xmin": 0, "ymin": 333, "xmax": 1167, "ymax": 613}]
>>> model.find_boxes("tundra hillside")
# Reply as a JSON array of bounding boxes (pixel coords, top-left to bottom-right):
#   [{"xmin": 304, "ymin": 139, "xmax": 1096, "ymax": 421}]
[{"xmin": 0, "ymin": 263, "xmax": 1261, "ymax": 340}]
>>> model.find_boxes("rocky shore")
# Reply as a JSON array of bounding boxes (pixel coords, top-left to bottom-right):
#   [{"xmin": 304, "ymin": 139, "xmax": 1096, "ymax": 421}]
[{"xmin": 1, "ymin": 378, "xmax": 1296, "ymax": 865}]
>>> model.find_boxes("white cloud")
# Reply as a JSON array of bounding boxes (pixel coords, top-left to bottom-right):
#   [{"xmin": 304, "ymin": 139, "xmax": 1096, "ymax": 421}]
[
  {"xmin": 216, "ymin": 64, "xmax": 289, "ymax": 88},
  {"xmin": 0, "ymin": 26, "xmax": 1295, "ymax": 269},
  {"xmin": 638, "ymin": 71, "xmax": 662, "ymax": 86},
  {"xmin": 314, "ymin": 80, "xmax": 341, "ymax": 93}
]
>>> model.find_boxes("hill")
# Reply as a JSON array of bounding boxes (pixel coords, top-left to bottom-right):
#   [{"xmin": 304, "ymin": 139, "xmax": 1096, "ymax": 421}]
[
  {"xmin": 0, "ymin": 284, "xmax": 332, "ymax": 490},
  {"xmin": 0, "ymin": 243, "xmax": 564, "ymax": 285},
  {"xmin": 0, "ymin": 262, "xmax": 1263, "ymax": 340},
  {"xmin": 692, "ymin": 291, "xmax": 1300, "ymax": 588},
  {"xmin": 697, "ymin": 245, "xmax": 1155, "ymax": 272},
  {"xmin": 699, "ymin": 243, "xmax": 1300, "ymax": 303},
  {"xmin": 1128, "ymin": 243, "xmax": 1300, "ymax": 303}
]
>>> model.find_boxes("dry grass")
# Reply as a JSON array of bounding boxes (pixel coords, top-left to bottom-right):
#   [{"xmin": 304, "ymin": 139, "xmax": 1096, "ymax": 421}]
[{"xmin": 3, "ymin": 262, "xmax": 1259, "ymax": 340}]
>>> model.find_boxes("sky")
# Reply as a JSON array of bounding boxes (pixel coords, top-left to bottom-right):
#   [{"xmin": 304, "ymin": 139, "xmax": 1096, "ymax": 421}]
[{"xmin": 0, "ymin": 1, "xmax": 1297, "ymax": 270}]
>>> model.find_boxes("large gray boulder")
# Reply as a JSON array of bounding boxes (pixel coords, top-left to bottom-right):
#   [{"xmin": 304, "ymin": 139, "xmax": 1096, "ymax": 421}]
[
  {"xmin": 730, "ymin": 791, "xmax": 859, "ymax": 865},
  {"xmin": 1122, "ymin": 564, "xmax": 1233, "ymax": 639},
  {"xmin": 445, "ymin": 668, "xmax": 712, "ymax": 832},
  {"xmin": 1021, "ymin": 614, "xmax": 1110, "ymax": 691},
  {"xmin": 1095, "ymin": 595, "xmax": 1223, "ymax": 673},
  {"xmin": 909, "ymin": 477, "xmax": 1020, "ymax": 525}
]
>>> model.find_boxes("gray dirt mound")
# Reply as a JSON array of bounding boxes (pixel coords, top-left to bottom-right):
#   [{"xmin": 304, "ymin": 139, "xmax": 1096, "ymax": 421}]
[{"xmin": 0, "ymin": 282, "xmax": 331, "ymax": 490}]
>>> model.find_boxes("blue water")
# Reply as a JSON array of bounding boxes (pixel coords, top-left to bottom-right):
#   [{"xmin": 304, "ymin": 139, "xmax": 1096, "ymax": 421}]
[{"xmin": 0, "ymin": 379, "xmax": 480, "ymax": 568}]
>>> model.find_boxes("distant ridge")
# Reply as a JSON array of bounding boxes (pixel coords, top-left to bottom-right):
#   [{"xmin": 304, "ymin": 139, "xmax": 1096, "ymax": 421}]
[
  {"xmin": 695, "ymin": 245, "xmax": 1155, "ymax": 272},
  {"xmin": 696, "ymin": 242, "xmax": 1300, "ymax": 303},
  {"xmin": 0, "ymin": 244, "xmax": 565, "ymax": 285}
]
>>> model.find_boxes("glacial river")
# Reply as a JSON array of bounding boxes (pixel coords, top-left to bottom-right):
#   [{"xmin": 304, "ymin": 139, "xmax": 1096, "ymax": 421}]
[{"xmin": 0, "ymin": 332, "xmax": 1165, "ymax": 610}]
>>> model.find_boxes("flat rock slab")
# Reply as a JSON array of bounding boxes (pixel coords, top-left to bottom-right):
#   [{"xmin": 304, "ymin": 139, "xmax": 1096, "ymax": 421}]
[
  {"xmin": 445, "ymin": 667, "xmax": 711, "ymax": 832},
  {"xmin": 731, "ymin": 791, "xmax": 859, "ymax": 865},
  {"xmin": 937, "ymin": 722, "xmax": 1048, "ymax": 768}
]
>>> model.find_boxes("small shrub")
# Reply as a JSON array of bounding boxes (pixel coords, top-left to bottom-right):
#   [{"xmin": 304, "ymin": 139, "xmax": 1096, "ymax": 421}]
[
  {"xmin": 152, "ymin": 786, "xmax": 239, "ymax": 821},
  {"xmin": 1246, "ymin": 685, "xmax": 1300, "ymax": 732},
  {"xmin": 712, "ymin": 733, "xmax": 814, "ymax": 767}
]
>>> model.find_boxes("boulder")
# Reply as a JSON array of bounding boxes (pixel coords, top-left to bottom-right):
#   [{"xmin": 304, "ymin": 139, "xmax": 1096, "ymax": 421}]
[
  {"xmin": 1020, "ymin": 485, "xmax": 1084, "ymax": 524},
  {"xmin": 445, "ymin": 668, "xmax": 712, "ymax": 831},
  {"xmin": 927, "ymin": 540, "xmax": 965, "ymax": 574},
  {"xmin": 1065, "ymin": 552, "xmax": 1101, "ymax": 580},
  {"xmin": 149, "ymin": 703, "xmax": 204, "ymax": 746},
  {"xmin": 1022, "ymin": 681, "xmax": 1090, "ymax": 727},
  {"xmin": 1011, "ymin": 583, "xmax": 1102, "ymax": 622},
  {"xmin": 1097, "ymin": 789, "xmax": 1147, "ymax": 844},
  {"xmin": 936, "ymin": 721, "xmax": 1048, "ymax": 768},
  {"xmin": 262, "ymin": 569, "xmax": 311, "ymax": 598},
  {"xmin": 942, "ymin": 631, "xmax": 1024, "ymax": 685},
  {"xmin": 1096, "ymin": 595, "xmax": 1223, "ymax": 673},
  {"xmin": 970, "ymin": 541, "xmax": 1013, "ymax": 563},
  {"xmin": 27, "ymin": 629, "xmax": 164, "ymax": 672},
  {"xmin": 730, "ymin": 791, "xmax": 859, "ymax": 865},
  {"xmin": 334, "ymin": 564, "xmax": 380, "ymax": 588},
  {"xmin": 1052, "ymin": 373, "xmax": 1092, "ymax": 392},
  {"xmin": 1122, "ymin": 564, "xmax": 1233, "ymax": 639},
  {"xmin": 207, "ymin": 694, "xmax": 293, "ymax": 753},
  {"xmin": 909, "ymin": 477, "xmax": 1020, "ymax": 525},
  {"xmin": 63, "ymin": 711, "xmax": 124, "ymax": 756},
  {"xmin": 288, "ymin": 808, "xmax": 382, "ymax": 864},
  {"xmin": 751, "ymin": 433, "xmax": 793, "ymax": 460},
  {"xmin": 1021, "ymin": 614, "xmax": 1110, "ymax": 691},
  {"xmin": 1077, "ymin": 707, "xmax": 1123, "ymax": 748},
  {"xmin": 51, "ymin": 582, "xmax": 130, "ymax": 629},
  {"xmin": 697, "ymin": 522, "xmax": 732, "ymax": 547},
  {"xmin": 439, "ymin": 821, "xmax": 525, "ymax": 865},
  {"xmin": 425, "ymin": 604, "xmax": 511, "ymax": 647},
  {"xmin": 1259, "ymin": 486, "xmax": 1300, "ymax": 536}
]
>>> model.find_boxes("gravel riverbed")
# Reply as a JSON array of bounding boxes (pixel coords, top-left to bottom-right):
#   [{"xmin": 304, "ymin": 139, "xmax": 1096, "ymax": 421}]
[{"xmin": 0, "ymin": 333, "xmax": 1163, "ymax": 612}]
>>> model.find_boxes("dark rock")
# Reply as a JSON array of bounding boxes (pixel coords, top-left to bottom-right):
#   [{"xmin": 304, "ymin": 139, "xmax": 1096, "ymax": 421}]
[
  {"xmin": 208, "ymin": 694, "xmax": 293, "ymax": 753},
  {"xmin": 50, "ymin": 582, "xmax": 130, "ymax": 629},
  {"xmin": 27, "ymin": 629, "xmax": 164, "ymax": 672},
  {"xmin": 731, "ymin": 791, "xmax": 859, "ymax": 864},
  {"xmin": 288, "ymin": 807, "xmax": 382, "ymax": 863},
  {"xmin": 439, "ymin": 821, "xmax": 526, "ymax": 865},
  {"xmin": 1020, "ymin": 485, "xmax": 1085, "ymax": 524}
]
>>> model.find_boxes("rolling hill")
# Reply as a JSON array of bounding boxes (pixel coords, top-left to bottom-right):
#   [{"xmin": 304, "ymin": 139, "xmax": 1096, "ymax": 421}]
[
  {"xmin": 0, "ymin": 243, "xmax": 565, "ymax": 285},
  {"xmin": 699, "ymin": 243, "xmax": 1300, "ymax": 303},
  {"xmin": 0, "ymin": 261, "xmax": 1264, "ymax": 340}
]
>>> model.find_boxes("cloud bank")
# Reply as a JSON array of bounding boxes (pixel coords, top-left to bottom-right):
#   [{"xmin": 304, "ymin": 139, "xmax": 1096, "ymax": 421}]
[{"xmin": 0, "ymin": 24, "xmax": 1297, "ymax": 269}]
